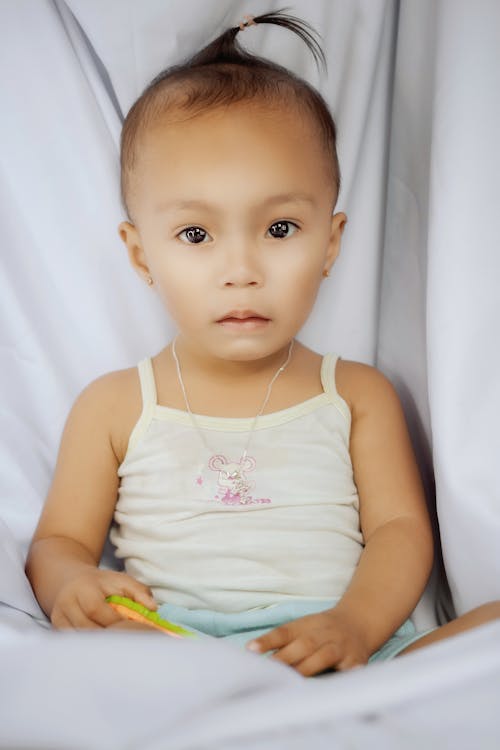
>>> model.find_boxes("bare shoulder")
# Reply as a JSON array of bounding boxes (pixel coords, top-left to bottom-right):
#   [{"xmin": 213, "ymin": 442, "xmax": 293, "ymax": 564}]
[
  {"xmin": 333, "ymin": 358, "xmax": 431, "ymax": 549},
  {"xmin": 76, "ymin": 366, "xmax": 142, "ymax": 464},
  {"xmin": 335, "ymin": 359, "xmax": 401, "ymax": 418}
]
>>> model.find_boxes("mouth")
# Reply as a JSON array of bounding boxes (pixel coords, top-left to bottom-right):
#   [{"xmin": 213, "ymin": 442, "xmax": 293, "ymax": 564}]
[{"xmin": 217, "ymin": 310, "xmax": 271, "ymax": 330}]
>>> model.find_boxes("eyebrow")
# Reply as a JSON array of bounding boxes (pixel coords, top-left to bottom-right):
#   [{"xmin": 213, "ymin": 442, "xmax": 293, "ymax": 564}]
[{"xmin": 155, "ymin": 192, "xmax": 317, "ymax": 214}]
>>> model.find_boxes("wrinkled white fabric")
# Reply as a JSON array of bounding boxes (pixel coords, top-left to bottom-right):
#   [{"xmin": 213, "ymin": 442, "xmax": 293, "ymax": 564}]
[
  {"xmin": 1, "ymin": 1, "xmax": 500, "ymax": 746},
  {"xmin": 0, "ymin": 619, "xmax": 499, "ymax": 749},
  {"xmin": 378, "ymin": 0, "xmax": 500, "ymax": 615}
]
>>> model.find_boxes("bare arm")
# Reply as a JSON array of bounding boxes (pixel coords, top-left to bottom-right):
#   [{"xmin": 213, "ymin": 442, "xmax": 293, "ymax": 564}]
[
  {"xmin": 332, "ymin": 363, "xmax": 434, "ymax": 652},
  {"xmin": 25, "ymin": 374, "xmax": 155, "ymax": 627}
]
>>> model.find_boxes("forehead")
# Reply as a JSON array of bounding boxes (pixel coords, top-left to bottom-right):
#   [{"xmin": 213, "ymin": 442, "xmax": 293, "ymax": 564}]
[
  {"xmin": 134, "ymin": 103, "xmax": 331, "ymax": 206},
  {"xmin": 144, "ymin": 103, "xmax": 321, "ymax": 158}
]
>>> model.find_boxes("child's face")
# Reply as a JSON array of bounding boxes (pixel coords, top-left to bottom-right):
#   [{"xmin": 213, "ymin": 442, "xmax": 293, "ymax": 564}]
[{"xmin": 119, "ymin": 102, "xmax": 346, "ymax": 362}]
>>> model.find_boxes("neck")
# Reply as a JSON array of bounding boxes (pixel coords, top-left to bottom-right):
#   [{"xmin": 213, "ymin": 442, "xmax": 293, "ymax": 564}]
[{"xmin": 170, "ymin": 337, "xmax": 295, "ymax": 385}]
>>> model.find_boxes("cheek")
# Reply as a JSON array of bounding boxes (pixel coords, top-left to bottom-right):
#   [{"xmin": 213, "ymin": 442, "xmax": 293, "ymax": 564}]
[
  {"xmin": 151, "ymin": 248, "xmax": 200, "ymax": 288},
  {"xmin": 158, "ymin": 281, "xmax": 196, "ymax": 316},
  {"xmin": 293, "ymin": 279, "xmax": 322, "ymax": 320},
  {"xmin": 280, "ymin": 261, "xmax": 324, "ymax": 322},
  {"xmin": 282, "ymin": 254, "xmax": 324, "ymax": 295},
  {"xmin": 152, "ymin": 262, "xmax": 208, "ymax": 324}
]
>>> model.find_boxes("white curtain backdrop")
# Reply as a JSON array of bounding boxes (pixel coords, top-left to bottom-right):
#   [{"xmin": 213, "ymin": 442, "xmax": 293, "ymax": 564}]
[{"xmin": 1, "ymin": 0, "xmax": 499, "ymax": 625}]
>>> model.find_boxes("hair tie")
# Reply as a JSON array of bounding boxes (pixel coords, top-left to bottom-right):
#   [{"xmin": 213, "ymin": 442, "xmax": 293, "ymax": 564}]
[{"xmin": 239, "ymin": 14, "xmax": 257, "ymax": 31}]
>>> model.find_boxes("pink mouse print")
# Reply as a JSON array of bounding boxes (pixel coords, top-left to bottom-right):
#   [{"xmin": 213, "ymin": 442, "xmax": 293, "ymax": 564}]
[{"xmin": 208, "ymin": 454, "xmax": 271, "ymax": 505}]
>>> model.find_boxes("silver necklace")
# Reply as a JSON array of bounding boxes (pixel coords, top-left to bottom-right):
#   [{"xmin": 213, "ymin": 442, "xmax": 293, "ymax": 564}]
[{"xmin": 171, "ymin": 337, "xmax": 294, "ymax": 463}]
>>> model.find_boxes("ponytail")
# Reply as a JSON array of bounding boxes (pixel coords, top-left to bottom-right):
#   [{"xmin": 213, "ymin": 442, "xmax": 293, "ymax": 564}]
[{"xmin": 184, "ymin": 7, "xmax": 326, "ymax": 72}]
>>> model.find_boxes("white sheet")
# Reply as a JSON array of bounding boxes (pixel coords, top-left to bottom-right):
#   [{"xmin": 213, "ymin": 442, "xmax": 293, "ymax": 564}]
[
  {"xmin": 1, "ymin": 614, "xmax": 499, "ymax": 749},
  {"xmin": 378, "ymin": 0, "xmax": 500, "ymax": 617},
  {"xmin": 1, "ymin": 0, "xmax": 500, "ymax": 747}
]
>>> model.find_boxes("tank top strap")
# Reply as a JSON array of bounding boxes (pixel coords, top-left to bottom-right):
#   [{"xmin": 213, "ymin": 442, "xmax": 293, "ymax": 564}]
[
  {"xmin": 123, "ymin": 358, "xmax": 157, "ymax": 460},
  {"xmin": 137, "ymin": 357, "xmax": 158, "ymax": 407},
  {"xmin": 320, "ymin": 352, "xmax": 340, "ymax": 397},
  {"xmin": 320, "ymin": 353, "xmax": 350, "ymax": 422}
]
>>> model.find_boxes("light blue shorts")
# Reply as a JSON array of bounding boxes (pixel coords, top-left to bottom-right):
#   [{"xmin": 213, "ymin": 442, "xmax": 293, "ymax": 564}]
[{"xmin": 157, "ymin": 599, "xmax": 434, "ymax": 666}]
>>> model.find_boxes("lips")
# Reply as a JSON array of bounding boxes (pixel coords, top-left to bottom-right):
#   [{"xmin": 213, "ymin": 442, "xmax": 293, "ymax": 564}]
[
  {"xmin": 217, "ymin": 309, "xmax": 270, "ymax": 322},
  {"xmin": 216, "ymin": 309, "xmax": 271, "ymax": 332}
]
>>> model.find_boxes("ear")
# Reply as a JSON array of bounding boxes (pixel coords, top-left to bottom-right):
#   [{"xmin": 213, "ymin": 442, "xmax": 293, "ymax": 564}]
[
  {"xmin": 324, "ymin": 211, "xmax": 347, "ymax": 275},
  {"xmin": 118, "ymin": 221, "xmax": 151, "ymax": 281}
]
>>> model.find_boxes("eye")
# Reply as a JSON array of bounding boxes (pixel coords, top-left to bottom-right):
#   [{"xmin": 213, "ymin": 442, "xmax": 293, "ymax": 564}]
[
  {"xmin": 177, "ymin": 226, "xmax": 211, "ymax": 244},
  {"xmin": 267, "ymin": 221, "xmax": 299, "ymax": 239}
]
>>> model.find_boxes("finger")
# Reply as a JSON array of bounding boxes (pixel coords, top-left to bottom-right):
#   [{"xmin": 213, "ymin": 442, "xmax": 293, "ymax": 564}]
[
  {"xmin": 52, "ymin": 594, "xmax": 103, "ymax": 629},
  {"xmin": 246, "ymin": 623, "xmax": 295, "ymax": 654},
  {"xmin": 73, "ymin": 587, "xmax": 121, "ymax": 628},
  {"xmin": 97, "ymin": 604, "xmax": 124, "ymax": 628},
  {"xmin": 107, "ymin": 620, "xmax": 159, "ymax": 632},
  {"xmin": 104, "ymin": 575, "xmax": 157, "ymax": 610},
  {"xmin": 67, "ymin": 602, "xmax": 104, "ymax": 630},
  {"xmin": 70, "ymin": 591, "xmax": 119, "ymax": 629},
  {"xmin": 294, "ymin": 643, "xmax": 342, "ymax": 677},
  {"xmin": 56, "ymin": 603, "xmax": 102, "ymax": 630},
  {"xmin": 335, "ymin": 654, "xmax": 367, "ymax": 671},
  {"xmin": 51, "ymin": 612, "xmax": 74, "ymax": 630},
  {"xmin": 269, "ymin": 637, "xmax": 314, "ymax": 666}
]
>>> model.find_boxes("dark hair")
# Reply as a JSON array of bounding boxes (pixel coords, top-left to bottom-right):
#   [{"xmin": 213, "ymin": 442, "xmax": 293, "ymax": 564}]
[{"xmin": 120, "ymin": 7, "xmax": 340, "ymax": 220}]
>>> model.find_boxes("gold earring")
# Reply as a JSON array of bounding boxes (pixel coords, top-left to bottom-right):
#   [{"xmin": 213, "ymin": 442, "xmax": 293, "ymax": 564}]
[
  {"xmin": 322, "ymin": 269, "xmax": 330, "ymax": 278},
  {"xmin": 147, "ymin": 276, "xmax": 153, "ymax": 286}
]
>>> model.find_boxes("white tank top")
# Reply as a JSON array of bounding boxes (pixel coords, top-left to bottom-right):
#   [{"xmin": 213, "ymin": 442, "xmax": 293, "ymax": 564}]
[{"xmin": 110, "ymin": 353, "xmax": 363, "ymax": 612}]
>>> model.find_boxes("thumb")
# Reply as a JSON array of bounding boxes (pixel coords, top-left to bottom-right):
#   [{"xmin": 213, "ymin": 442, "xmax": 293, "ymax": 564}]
[{"xmin": 107, "ymin": 574, "xmax": 157, "ymax": 610}]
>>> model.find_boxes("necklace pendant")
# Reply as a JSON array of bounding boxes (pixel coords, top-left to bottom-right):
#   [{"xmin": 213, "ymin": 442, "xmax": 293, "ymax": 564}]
[
  {"xmin": 207, "ymin": 453, "xmax": 271, "ymax": 506},
  {"xmin": 173, "ymin": 336, "xmax": 294, "ymax": 507}
]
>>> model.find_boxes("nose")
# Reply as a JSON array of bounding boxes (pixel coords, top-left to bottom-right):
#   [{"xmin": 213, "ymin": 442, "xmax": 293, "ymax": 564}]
[{"xmin": 219, "ymin": 243, "xmax": 264, "ymax": 288}]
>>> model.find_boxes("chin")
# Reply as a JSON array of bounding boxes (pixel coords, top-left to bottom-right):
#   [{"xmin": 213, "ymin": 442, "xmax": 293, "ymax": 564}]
[{"xmin": 215, "ymin": 336, "xmax": 292, "ymax": 362}]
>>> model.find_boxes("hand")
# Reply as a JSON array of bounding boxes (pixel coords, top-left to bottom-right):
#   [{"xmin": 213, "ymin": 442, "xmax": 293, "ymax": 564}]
[
  {"xmin": 50, "ymin": 569, "xmax": 157, "ymax": 630},
  {"xmin": 246, "ymin": 608, "xmax": 370, "ymax": 677}
]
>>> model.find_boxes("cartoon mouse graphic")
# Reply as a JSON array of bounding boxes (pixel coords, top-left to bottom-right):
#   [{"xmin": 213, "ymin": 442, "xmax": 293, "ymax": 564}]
[{"xmin": 208, "ymin": 454, "xmax": 271, "ymax": 505}]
